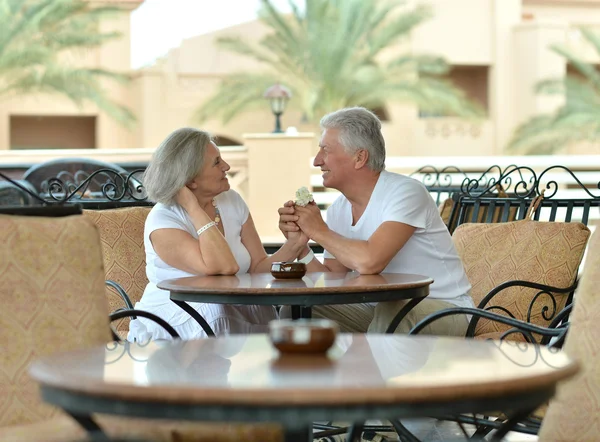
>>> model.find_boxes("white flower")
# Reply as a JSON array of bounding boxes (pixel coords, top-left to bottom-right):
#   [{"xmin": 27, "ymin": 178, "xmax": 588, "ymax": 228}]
[{"xmin": 295, "ymin": 186, "xmax": 314, "ymax": 206}]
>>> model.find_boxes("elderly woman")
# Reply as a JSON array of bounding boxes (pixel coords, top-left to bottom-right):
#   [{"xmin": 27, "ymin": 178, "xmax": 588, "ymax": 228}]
[{"xmin": 129, "ymin": 128, "xmax": 307, "ymax": 341}]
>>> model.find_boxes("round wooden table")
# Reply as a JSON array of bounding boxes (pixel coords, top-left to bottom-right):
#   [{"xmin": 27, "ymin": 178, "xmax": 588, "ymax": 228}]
[
  {"xmin": 30, "ymin": 334, "xmax": 578, "ymax": 442},
  {"xmin": 158, "ymin": 272, "xmax": 433, "ymax": 336}
]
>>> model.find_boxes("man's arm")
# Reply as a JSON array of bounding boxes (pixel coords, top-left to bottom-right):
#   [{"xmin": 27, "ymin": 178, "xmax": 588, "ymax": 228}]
[
  {"xmin": 294, "ymin": 204, "xmax": 416, "ymax": 274},
  {"xmin": 311, "ymin": 221, "xmax": 416, "ymax": 274},
  {"xmin": 278, "ymin": 201, "xmax": 350, "ymax": 273}
]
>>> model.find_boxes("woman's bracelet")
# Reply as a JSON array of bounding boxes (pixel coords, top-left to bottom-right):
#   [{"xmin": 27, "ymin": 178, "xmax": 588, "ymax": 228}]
[
  {"xmin": 196, "ymin": 221, "xmax": 216, "ymax": 236},
  {"xmin": 297, "ymin": 249, "xmax": 315, "ymax": 265}
]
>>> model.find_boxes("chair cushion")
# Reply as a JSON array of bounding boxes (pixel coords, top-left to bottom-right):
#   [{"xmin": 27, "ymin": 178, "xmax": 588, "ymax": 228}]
[
  {"xmin": 539, "ymin": 229, "xmax": 600, "ymax": 440},
  {"xmin": 83, "ymin": 207, "xmax": 151, "ymax": 336},
  {"xmin": 453, "ymin": 220, "xmax": 590, "ymax": 338},
  {"xmin": 438, "ymin": 197, "xmax": 454, "ymax": 227},
  {"xmin": 0, "ymin": 214, "xmax": 111, "ymax": 427},
  {"xmin": 0, "ymin": 414, "xmax": 283, "ymax": 442}
]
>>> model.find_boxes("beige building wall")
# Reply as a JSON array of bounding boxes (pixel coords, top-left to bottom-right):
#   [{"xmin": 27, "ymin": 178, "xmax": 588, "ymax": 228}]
[
  {"xmin": 130, "ymin": 0, "xmax": 600, "ymax": 156},
  {"xmin": 1, "ymin": 0, "xmax": 600, "ymax": 156},
  {"xmin": 0, "ymin": 0, "xmax": 141, "ymax": 151}
]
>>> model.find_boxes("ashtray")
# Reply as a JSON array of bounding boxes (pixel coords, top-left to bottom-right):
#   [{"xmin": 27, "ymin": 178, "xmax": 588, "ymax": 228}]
[
  {"xmin": 268, "ymin": 319, "xmax": 338, "ymax": 354},
  {"xmin": 270, "ymin": 262, "xmax": 306, "ymax": 279}
]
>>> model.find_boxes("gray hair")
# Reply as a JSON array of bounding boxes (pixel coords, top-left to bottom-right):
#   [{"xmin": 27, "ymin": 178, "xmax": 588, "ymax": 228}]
[
  {"xmin": 143, "ymin": 128, "xmax": 212, "ymax": 205},
  {"xmin": 320, "ymin": 107, "xmax": 386, "ymax": 172}
]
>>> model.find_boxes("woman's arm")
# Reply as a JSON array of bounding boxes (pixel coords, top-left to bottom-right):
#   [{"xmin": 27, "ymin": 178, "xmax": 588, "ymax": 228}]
[
  {"xmin": 241, "ymin": 214, "xmax": 308, "ymax": 273},
  {"xmin": 150, "ymin": 188, "xmax": 239, "ymax": 275}
]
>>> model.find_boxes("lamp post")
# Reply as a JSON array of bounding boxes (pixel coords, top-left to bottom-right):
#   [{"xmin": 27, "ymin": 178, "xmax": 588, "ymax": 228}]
[{"xmin": 263, "ymin": 83, "xmax": 292, "ymax": 134}]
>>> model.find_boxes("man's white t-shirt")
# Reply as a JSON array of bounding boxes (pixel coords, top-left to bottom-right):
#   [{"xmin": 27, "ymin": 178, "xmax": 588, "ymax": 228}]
[{"xmin": 323, "ymin": 171, "xmax": 473, "ymax": 307}]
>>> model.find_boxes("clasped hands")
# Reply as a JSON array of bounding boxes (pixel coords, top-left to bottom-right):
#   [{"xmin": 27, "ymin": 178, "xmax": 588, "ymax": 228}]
[{"xmin": 278, "ymin": 200, "xmax": 328, "ymax": 244}]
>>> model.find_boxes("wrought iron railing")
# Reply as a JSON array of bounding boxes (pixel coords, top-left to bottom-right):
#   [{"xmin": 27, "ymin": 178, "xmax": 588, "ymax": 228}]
[{"xmin": 0, "ymin": 168, "xmax": 150, "ymax": 209}]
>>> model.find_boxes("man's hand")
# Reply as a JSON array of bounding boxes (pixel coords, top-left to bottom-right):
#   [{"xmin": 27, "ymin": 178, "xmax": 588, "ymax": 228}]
[
  {"xmin": 294, "ymin": 202, "xmax": 328, "ymax": 239},
  {"xmin": 278, "ymin": 200, "xmax": 300, "ymax": 239}
]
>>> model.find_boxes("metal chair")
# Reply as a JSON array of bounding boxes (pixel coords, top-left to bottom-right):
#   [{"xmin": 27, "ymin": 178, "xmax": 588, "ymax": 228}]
[{"xmin": 22, "ymin": 158, "xmax": 148, "ymax": 207}]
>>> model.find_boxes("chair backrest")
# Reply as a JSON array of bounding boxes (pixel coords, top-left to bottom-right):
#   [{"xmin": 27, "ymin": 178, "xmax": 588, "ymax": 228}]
[
  {"xmin": 448, "ymin": 165, "xmax": 600, "ymax": 233},
  {"xmin": 83, "ymin": 207, "xmax": 152, "ymax": 336},
  {"xmin": 451, "ymin": 195, "xmax": 600, "ymax": 232},
  {"xmin": 538, "ymin": 229, "xmax": 600, "ymax": 441},
  {"xmin": 453, "ymin": 219, "xmax": 590, "ymax": 339},
  {"xmin": 21, "ymin": 158, "xmax": 147, "ymax": 206},
  {"xmin": 0, "ymin": 180, "xmax": 42, "ymax": 207},
  {"xmin": 0, "ymin": 214, "xmax": 111, "ymax": 427},
  {"xmin": 0, "ymin": 204, "xmax": 82, "ymax": 217}
]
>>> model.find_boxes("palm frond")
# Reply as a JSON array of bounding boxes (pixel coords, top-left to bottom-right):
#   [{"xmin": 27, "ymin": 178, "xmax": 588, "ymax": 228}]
[
  {"xmin": 0, "ymin": 0, "xmax": 134, "ymax": 126},
  {"xmin": 510, "ymin": 26, "xmax": 600, "ymax": 153},
  {"xmin": 194, "ymin": 0, "xmax": 477, "ymax": 125}
]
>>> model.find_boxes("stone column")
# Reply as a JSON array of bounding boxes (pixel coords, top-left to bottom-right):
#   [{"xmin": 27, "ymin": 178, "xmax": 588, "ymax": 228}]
[
  {"xmin": 490, "ymin": 0, "xmax": 522, "ymax": 154},
  {"xmin": 513, "ymin": 20, "xmax": 567, "ymax": 127},
  {"xmin": 243, "ymin": 132, "xmax": 316, "ymax": 241}
]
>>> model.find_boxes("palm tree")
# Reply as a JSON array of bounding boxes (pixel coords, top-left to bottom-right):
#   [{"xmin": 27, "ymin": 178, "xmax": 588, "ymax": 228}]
[
  {"xmin": 509, "ymin": 27, "xmax": 600, "ymax": 154},
  {"xmin": 194, "ymin": 0, "xmax": 481, "ymax": 125},
  {"xmin": 0, "ymin": 0, "xmax": 135, "ymax": 125}
]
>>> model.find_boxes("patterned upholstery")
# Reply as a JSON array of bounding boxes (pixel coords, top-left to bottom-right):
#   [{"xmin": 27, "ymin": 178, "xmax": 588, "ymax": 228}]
[
  {"xmin": 0, "ymin": 415, "xmax": 282, "ymax": 442},
  {"xmin": 0, "ymin": 214, "xmax": 111, "ymax": 426},
  {"xmin": 0, "ymin": 213, "xmax": 282, "ymax": 442},
  {"xmin": 538, "ymin": 229, "xmax": 600, "ymax": 441},
  {"xmin": 83, "ymin": 207, "xmax": 151, "ymax": 336},
  {"xmin": 453, "ymin": 220, "xmax": 590, "ymax": 338}
]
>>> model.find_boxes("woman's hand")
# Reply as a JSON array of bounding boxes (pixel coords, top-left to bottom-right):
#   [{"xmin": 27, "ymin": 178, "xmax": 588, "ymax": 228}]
[
  {"xmin": 278, "ymin": 200, "xmax": 299, "ymax": 239},
  {"xmin": 176, "ymin": 187, "xmax": 201, "ymax": 215}
]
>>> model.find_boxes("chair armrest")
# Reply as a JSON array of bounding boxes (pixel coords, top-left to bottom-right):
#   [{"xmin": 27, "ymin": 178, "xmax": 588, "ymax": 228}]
[
  {"xmin": 469, "ymin": 279, "xmax": 576, "ymax": 337},
  {"xmin": 105, "ymin": 280, "xmax": 135, "ymax": 310},
  {"xmin": 109, "ymin": 309, "xmax": 180, "ymax": 341},
  {"xmin": 409, "ymin": 307, "xmax": 567, "ymax": 344}
]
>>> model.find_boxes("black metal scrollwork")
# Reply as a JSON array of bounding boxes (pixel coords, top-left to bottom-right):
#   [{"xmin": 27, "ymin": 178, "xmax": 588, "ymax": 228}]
[
  {"xmin": 535, "ymin": 165, "xmax": 600, "ymax": 199},
  {"xmin": 410, "ymin": 165, "xmax": 468, "ymax": 189},
  {"xmin": 490, "ymin": 339, "xmax": 565, "ymax": 369},
  {"xmin": 527, "ymin": 289, "xmax": 558, "ymax": 323},
  {"xmin": 0, "ymin": 168, "xmax": 148, "ymax": 206},
  {"xmin": 460, "ymin": 165, "xmax": 537, "ymax": 198},
  {"xmin": 43, "ymin": 168, "xmax": 147, "ymax": 203},
  {"xmin": 105, "ymin": 340, "xmax": 153, "ymax": 365}
]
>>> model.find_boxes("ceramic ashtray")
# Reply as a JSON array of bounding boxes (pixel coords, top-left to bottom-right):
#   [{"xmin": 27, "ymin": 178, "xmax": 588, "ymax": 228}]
[
  {"xmin": 268, "ymin": 319, "xmax": 339, "ymax": 354},
  {"xmin": 270, "ymin": 261, "xmax": 307, "ymax": 279}
]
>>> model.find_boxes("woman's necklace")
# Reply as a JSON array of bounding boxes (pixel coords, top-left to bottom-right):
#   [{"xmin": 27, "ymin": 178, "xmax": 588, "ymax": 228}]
[{"xmin": 212, "ymin": 198, "xmax": 221, "ymax": 226}]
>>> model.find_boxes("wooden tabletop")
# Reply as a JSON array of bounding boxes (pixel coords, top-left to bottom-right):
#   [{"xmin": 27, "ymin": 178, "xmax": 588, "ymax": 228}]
[
  {"xmin": 158, "ymin": 272, "xmax": 433, "ymax": 295},
  {"xmin": 30, "ymin": 334, "xmax": 577, "ymax": 407}
]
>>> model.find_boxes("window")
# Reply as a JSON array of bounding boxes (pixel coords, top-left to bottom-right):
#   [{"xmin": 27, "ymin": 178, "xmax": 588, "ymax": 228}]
[
  {"xmin": 419, "ymin": 65, "xmax": 489, "ymax": 118},
  {"xmin": 10, "ymin": 116, "xmax": 96, "ymax": 150}
]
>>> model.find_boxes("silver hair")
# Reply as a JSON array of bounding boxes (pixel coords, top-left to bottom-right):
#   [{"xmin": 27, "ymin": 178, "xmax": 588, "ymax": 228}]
[
  {"xmin": 143, "ymin": 127, "xmax": 212, "ymax": 205},
  {"xmin": 319, "ymin": 107, "xmax": 386, "ymax": 172}
]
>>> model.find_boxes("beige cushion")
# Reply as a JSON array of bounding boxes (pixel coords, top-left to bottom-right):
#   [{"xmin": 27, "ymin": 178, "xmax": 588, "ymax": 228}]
[
  {"xmin": 539, "ymin": 229, "xmax": 600, "ymax": 440},
  {"xmin": 83, "ymin": 207, "xmax": 151, "ymax": 336},
  {"xmin": 0, "ymin": 214, "xmax": 111, "ymax": 426},
  {"xmin": 453, "ymin": 220, "xmax": 590, "ymax": 339},
  {"xmin": 0, "ymin": 415, "xmax": 283, "ymax": 442}
]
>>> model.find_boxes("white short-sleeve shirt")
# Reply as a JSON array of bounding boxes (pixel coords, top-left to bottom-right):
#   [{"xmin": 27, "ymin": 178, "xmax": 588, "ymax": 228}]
[
  {"xmin": 323, "ymin": 171, "xmax": 472, "ymax": 307},
  {"xmin": 138, "ymin": 189, "xmax": 251, "ymax": 325}
]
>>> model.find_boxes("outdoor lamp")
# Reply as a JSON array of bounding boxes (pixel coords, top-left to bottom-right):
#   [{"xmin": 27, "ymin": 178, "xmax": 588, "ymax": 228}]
[{"xmin": 264, "ymin": 83, "xmax": 292, "ymax": 133}]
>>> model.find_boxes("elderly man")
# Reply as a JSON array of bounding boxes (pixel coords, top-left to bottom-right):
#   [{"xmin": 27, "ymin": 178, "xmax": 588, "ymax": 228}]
[{"xmin": 278, "ymin": 107, "xmax": 473, "ymax": 335}]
